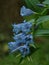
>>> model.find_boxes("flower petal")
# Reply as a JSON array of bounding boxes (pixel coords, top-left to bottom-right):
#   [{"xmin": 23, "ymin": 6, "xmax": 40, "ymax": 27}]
[{"xmin": 20, "ymin": 6, "xmax": 36, "ymax": 16}]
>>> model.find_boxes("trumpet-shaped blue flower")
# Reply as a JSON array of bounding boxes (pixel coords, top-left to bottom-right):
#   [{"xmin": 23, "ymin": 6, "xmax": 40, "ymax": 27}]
[
  {"xmin": 21, "ymin": 22, "xmax": 32, "ymax": 33},
  {"xmin": 8, "ymin": 33, "xmax": 33, "ymax": 54},
  {"xmin": 12, "ymin": 23, "xmax": 21, "ymax": 34},
  {"xmin": 12, "ymin": 20, "xmax": 32, "ymax": 34},
  {"xmin": 19, "ymin": 45, "xmax": 30, "ymax": 57},
  {"xmin": 20, "ymin": 6, "xmax": 36, "ymax": 16},
  {"xmin": 8, "ymin": 42, "xmax": 18, "ymax": 53},
  {"xmin": 25, "ymin": 34, "xmax": 33, "ymax": 45},
  {"xmin": 8, "ymin": 41, "xmax": 25, "ymax": 53},
  {"xmin": 13, "ymin": 33, "xmax": 33, "ymax": 45},
  {"xmin": 13, "ymin": 33, "xmax": 26, "ymax": 43}
]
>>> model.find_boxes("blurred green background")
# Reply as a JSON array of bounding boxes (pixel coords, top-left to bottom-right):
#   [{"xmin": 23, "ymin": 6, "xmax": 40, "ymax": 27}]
[{"xmin": 0, "ymin": 0, "xmax": 49, "ymax": 65}]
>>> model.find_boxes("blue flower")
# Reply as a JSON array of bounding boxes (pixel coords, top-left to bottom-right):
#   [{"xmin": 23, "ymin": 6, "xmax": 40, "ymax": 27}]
[
  {"xmin": 8, "ymin": 20, "xmax": 34, "ymax": 57},
  {"xmin": 13, "ymin": 33, "xmax": 26, "ymax": 43},
  {"xmin": 18, "ymin": 45, "xmax": 30, "ymax": 57},
  {"xmin": 21, "ymin": 22, "xmax": 32, "ymax": 33},
  {"xmin": 13, "ymin": 33, "xmax": 33, "ymax": 45},
  {"xmin": 8, "ymin": 41, "xmax": 30, "ymax": 56},
  {"xmin": 20, "ymin": 6, "xmax": 36, "ymax": 16},
  {"xmin": 12, "ymin": 23, "xmax": 21, "ymax": 34},
  {"xmin": 25, "ymin": 34, "xmax": 33, "ymax": 45},
  {"xmin": 8, "ymin": 41, "xmax": 25, "ymax": 53},
  {"xmin": 8, "ymin": 42, "xmax": 18, "ymax": 53},
  {"xmin": 12, "ymin": 20, "xmax": 32, "ymax": 34}
]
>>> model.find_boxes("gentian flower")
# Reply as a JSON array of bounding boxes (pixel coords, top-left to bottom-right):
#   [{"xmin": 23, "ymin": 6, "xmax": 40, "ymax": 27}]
[
  {"xmin": 13, "ymin": 33, "xmax": 26, "ymax": 43},
  {"xmin": 20, "ymin": 6, "xmax": 36, "ymax": 16},
  {"xmin": 8, "ymin": 41, "xmax": 25, "ymax": 53},
  {"xmin": 18, "ymin": 45, "xmax": 30, "ymax": 57},
  {"xmin": 12, "ymin": 20, "xmax": 32, "ymax": 34},
  {"xmin": 12, "ymin": 23, "xmax": 21, "ymax": 34},
  {"xmin": 25, "ymin": 34, "xmax": 33, "ymax": 45},
  {"xmin": 8, "ymin": 20, "xmax": 34, "ymax": 57},
  {"xmin": 8, "ymin": 42, "xmax": 18, "ymax": 53},
  {"xmin": 13, "ymin": 33, "xmax": 33, "ymax": 45},
  {"xmin": 21, "ymin": 22, "xmax": 32, "ymax": 33},
  {"xmin": 8, "ymin": 33, "xmax": 33, "ymax": 53}
]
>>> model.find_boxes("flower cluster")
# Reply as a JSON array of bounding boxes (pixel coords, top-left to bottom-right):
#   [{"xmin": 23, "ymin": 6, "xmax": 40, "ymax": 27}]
[
  {"xmin": 8, "ymin": 6, "xmax": 36, "ymax": 57},
  {"xmin": 8, "ymin": 20, "xmax": 34, "ymax": 57}
]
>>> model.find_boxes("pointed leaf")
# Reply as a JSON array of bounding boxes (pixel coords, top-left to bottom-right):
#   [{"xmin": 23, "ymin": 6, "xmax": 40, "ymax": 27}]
[
  {"xmin": 35, "ymin": 30, "xmax": 49, "ymax": 36},
  {"xmin": 43, "ymin": 0, "xmax": 49, "ymax": 5},
  {"xmin": 36, "ymin": 15, "xmax": 49, "ymax": 26},
  {"xmin": 24, "ymin": 0, "xmax": 43, "ymax": 13}
]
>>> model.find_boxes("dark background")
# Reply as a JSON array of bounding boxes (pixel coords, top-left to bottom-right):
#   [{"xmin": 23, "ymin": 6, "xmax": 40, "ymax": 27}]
[{"xmin": 0, "ymin": 0, "xmax": 24, "ymax": 43}]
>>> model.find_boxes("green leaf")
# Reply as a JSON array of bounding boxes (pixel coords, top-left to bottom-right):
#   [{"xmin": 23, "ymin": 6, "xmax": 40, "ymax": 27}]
[
  {"xmin": 28, "ymin": 19, "xmax": 35, "ymax": 22},
  {"xmin": 25, "ymin": 19, "xmax": 35, "ymax": 24},
  {"xmin": 43, "ymin": 21, "xmax": 49, "ymax": 29},
  {"xmin": 30, "ymin": 44, "xmax": 36, "ymax": 48},
  {"xmin": 24, "ymin": 0, "xmax": 43, "ymax": 13},
  {"xmin": 36, "ymin": 15, "xmax": 49, "ymax": 25},
  {"xmin": 23, "ymin": 14, "xmax": 35, "ymax": 21},
  {"xmin": 43, "ymin": 0, "xmax": 49, "ymax": 5},
  {"xmin": 35, "ymin": 30, "xmax": 49, "ymax": 36}
]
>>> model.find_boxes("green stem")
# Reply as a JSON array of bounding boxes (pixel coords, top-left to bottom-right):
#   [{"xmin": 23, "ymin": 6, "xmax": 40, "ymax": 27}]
[
  {"xmin": 41, "ymin": 8, "xmax": 48, "ymax": 15},
  {"xmin": 40, "ymin": 8, "xmax": 48, "ymax": 29},
  {"xmin": 33, "ymin": 14, "xmax": 40, "ymax": 42}
]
